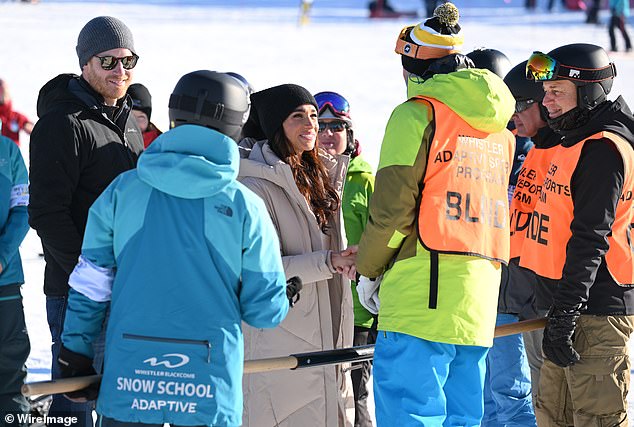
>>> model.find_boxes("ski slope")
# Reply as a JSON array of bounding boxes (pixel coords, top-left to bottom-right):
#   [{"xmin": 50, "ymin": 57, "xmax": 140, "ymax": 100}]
[{"xmin": 1, "ymin": 0, "xmax": 634, "ymax": 417}]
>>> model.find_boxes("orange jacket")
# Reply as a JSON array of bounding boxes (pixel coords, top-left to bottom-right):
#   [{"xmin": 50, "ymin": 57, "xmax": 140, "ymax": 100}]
[
  {"xmin": 520, "ymin": 132, "xmax": 634, "ymax": 284},
  {"xmin": 416, "ymin": 97, "xmax": 514, "ymax": 263}
]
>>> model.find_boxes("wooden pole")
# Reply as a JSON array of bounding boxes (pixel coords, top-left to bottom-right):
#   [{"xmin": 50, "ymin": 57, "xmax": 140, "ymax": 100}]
[{"xmin": 22, "ymin": 317, "xmax": 547, "ymax": 397}]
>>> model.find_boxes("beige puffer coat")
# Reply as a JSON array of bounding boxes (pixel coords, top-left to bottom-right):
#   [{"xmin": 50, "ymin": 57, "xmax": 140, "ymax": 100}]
[{"xmin": 238, "ymin": 140, "xmax": 354, "ymax": 427}]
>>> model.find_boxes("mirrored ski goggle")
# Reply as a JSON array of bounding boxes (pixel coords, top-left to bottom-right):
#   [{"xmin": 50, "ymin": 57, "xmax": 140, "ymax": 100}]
[
  {"xmin": 315, "ymin": 91, "xmax": 351, "ymax": 118},
  {"xmin": 515, "ymin": 99, "xmax": 536, "ymax": 114},
  {"xmin": 95, "ymin": 54, "xmax": 139, "ymax": 71},
  {"xmin": 526, "ymin": 51, "xmax": 558, "ymax": 81},
  {"xmin": 526, "ymin": 51, "xmax": 617, "ymax": 82},
  {"xmin": 318, "ymin": 121, "xmax": 348, "ymax": 133}
]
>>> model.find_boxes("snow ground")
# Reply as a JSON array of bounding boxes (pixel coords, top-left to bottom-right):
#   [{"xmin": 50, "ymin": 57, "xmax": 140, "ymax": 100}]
[{"xmin": 2, "ymin": 0, "xmax": 634, "ymax": 419}]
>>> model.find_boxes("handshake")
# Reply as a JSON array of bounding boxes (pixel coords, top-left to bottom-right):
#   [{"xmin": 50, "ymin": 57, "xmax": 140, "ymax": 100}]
[{"xmin": 330, "ymin": 245, "xmax": 381, "ymax": 315}]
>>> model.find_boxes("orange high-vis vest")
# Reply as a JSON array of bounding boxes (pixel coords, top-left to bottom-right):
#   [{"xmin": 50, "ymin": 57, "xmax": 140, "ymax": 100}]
[
  {"xmin": 416, "ymin": 97, "xmax": 515, "ymax": 263},
  {"xmin": 509, "ymin": 146, "xmax": 560, "ymax": 259},
  {"xmin": 520, "ymin": 132, "xmax": 634, "ymax": 284}
]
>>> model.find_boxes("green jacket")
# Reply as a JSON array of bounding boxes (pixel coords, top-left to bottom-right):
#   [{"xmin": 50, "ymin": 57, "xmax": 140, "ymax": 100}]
[
  {"xmin": 342, "ymin": 154, "xmax": 375, "ymax": 328},
  {"xmin": 357, "ymin": 68, "xmax": 515, "ymax": 346}
]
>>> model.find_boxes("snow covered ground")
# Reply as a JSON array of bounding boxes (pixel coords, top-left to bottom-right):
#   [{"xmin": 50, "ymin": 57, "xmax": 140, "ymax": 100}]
[{"xmin": 2, "ymin": 0, "xmax": 634, "ymax": 418}]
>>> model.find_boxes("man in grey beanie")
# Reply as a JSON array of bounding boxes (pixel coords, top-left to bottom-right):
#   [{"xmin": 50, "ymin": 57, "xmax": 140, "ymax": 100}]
[{"xmin": 28, "ymin": 16, "xmax": 144, "ymax": 425}]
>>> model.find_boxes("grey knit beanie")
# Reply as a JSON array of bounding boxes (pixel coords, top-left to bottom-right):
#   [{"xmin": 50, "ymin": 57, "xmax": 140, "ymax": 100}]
[{"xmin": 76, "ymin": 16, "xmax": 136, "ymax": 68}]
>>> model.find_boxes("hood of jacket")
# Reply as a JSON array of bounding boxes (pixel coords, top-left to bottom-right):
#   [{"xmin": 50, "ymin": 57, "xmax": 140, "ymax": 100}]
[
  {"xmin": 560, "ymin": 96, "xmax": 634, "ymax": 147},
  {"xmin": 239, "ymin": 140, "xmax": 346, "ymax": 192},
  {"xmin": 407, "ymin": 68, "xmax": 515, "ymax": 134},
  {"xmin": 36, "ymin": 73, "xmax": 134, "ymax": 121},
  {"xmin": 137, "ymin": 124, "xmax": 239, "ymax": 199}
]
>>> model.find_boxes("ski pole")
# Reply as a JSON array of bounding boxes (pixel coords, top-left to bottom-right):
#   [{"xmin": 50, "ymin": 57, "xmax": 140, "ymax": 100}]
[{"xmin": 22, "ymin": 316, "xmax": 547, "ymax": 397}]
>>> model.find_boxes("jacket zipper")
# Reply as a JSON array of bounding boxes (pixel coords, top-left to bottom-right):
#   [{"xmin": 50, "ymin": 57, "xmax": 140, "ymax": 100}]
[{"xmin": 123, "ymin": 333, "xmax": 212, "ymax": 363}]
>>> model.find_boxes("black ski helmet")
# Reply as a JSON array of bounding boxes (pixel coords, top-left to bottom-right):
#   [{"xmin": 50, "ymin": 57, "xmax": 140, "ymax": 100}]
[
  {"xmin": 543, "ymin": 43, "xmax": 616, "ymax": 110},
  {"xmin": 168, "ymin": 70, "xmax": 250, "ymax": 141},
  {"xmin": 505, "ymin": 61, "xmax": 544, "ymax": 103},
  {"xmin": 226, "ymin": 71, "xmax": 254, "ymax": 95},
  {"xmin": 466, "ymin": 48, "xmax": 511, "ymax": 78}
]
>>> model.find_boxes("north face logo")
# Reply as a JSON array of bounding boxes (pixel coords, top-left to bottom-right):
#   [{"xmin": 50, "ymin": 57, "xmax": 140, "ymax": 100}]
[{"xmin": 215, "ymin": 205, "xmax": 233, "ymax": 217}]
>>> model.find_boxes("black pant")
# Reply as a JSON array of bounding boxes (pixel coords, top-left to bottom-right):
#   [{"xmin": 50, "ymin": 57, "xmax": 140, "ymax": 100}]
[
  {"xmin": 609, "ymin": 15, "xmax": 632, "ymax": 51},
  {"xmin": 351, "ymin": 326, "xmax": 377, "ymax": 427},
  {"xmin": 0, "ymin": 285, "xmax": 30, "ymax": 427}
]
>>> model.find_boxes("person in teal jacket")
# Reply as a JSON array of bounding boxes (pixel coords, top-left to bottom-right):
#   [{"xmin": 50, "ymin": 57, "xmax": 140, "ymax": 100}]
[
  {"xmin": 315, "ymin": 91, "xmax": 375, "ymax": 427},
  {"xmin": 0, "ymin": 134, "xmax": 30, "ymax": 425},
  {"xmin": 609, "ymin": 0, "xmax": 631, "ymax": 52},
  {"xmin": 57, "ymin": 71, "xmax": 290, "ymax": 427}
]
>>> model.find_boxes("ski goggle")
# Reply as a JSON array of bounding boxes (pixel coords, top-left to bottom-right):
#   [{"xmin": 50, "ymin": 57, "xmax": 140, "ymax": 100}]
[
  {"xmin": 515, "ymin": 99, "xmax": 535, "ymax": 114},
  {"xmin": 526, "ymin": 52, "xmax": 558, "ymax": 81},
  {"xmin": 315, "ymin": 91, "xmax": 351, "ymax": 118},
  {"xmin": 526, "ymin": 51, "xmax": 616, "ymax": 82},
  {"xmin": 95, "ymin": 54, "xmax": 139, "ymax": 71},
  {"xmin": 318, "ymin": 121, "xmax": 348, "ymax": 133}
]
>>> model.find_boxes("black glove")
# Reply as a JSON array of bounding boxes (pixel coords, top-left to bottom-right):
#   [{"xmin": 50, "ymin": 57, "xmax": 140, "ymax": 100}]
[
  {"xmin": 58, "ymin": 345, "xmax": 100, "ymax": 402},
  {"xmin": 286, "ymin": 276, "xmax": 303, "ymax": 307},
  {"xmin": 542, "ymin": 305, "xmax": 581, "ymax": 368}
]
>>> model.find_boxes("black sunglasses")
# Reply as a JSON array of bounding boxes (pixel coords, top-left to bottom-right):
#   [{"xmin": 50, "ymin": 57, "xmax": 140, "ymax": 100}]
[
  {"xmin": 318, "ymin": 121, "xmax": 347, "ymax": 133},
  {"xmin": 94, "ymin": 54, "xmax": 139, "ymax": 71},
  {"xmin": 515, "ymin": 99, "xmax": 536, "ymax": 114}
]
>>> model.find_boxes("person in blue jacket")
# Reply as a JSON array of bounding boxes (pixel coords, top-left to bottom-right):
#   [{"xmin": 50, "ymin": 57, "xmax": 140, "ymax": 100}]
[
  {"xmin": 0, "ymin": 134, "xmax": 30, "ymax": 425},
  {"xmin": 57, "ymin": 70, "xmax": 291, "ymax": 427}
]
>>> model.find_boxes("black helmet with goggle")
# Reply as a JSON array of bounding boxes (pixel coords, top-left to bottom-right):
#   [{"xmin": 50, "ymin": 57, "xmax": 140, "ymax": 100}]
[{"xmin": 525, "ymin": 43, "xmax": 616, "ymax": 110}]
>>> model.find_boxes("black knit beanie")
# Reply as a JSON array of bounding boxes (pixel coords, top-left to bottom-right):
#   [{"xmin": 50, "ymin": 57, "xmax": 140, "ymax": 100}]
[
  {"xmin": 76, "ymin": 16, "xmax": 136, "ymax": 68},
  {"xmin": 127, "ymin": 83, "xmax": 152, "ymax": 121},
  {"xmin": 255, "ymin": 84, "xmax": 318, "ymax": 141}
]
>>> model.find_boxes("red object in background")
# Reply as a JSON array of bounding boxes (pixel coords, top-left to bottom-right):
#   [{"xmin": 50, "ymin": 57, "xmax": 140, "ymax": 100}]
[
  {"xmin": 565, "ymin": 0, "xmax": 587, "ymax": 10},
  {"xmin": 0, "ymin": 101, "xmax": 29, "ymax": 146}
]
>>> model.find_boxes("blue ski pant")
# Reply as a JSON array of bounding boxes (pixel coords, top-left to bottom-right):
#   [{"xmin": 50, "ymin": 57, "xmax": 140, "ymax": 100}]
[
  {"xmin": 373, "ymin": 331, "xmax": 488, "ymax": 427},
  {"xmin": 482, "ymin": 313, "xmax": 536, "ymax": 427}
]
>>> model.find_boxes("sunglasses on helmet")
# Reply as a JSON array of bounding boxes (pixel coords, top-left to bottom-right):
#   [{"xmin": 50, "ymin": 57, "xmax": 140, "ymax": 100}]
[
  {"xmin": 318, "ymin": 121, "xmax": 348, "ymax": 133},
  {"xmin": 526, "ymin": 51, "xmax": 616, "ymax": 82},
  {"xmin": 315, "ymin": 91, "xmax": 351, "ymax": 118},
  {"xmin": 515, "ymin": 99, "xmax": 536, "ymax": 114},
  {"xmin": 95, "ymin": 54, "xmax": 139, "ymax": 71}
]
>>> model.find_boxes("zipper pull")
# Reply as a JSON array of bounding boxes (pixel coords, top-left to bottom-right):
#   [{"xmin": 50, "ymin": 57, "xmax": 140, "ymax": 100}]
[{"xmin": 206, "ymin": 341, "xmax": 211, "ymax": 363}]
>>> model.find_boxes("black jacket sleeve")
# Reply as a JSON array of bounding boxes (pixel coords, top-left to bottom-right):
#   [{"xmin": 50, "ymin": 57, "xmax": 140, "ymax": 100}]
[
  {"xmin": 28, "ymin": 113, "xmax": 84, "ymax": 274},
  {"xmin": 554, "ymin": 139, "xmax": 624, "ymax": 309}
]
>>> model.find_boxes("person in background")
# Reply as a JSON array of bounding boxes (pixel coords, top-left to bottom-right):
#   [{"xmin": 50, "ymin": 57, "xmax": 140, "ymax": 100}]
[
  {"xmin": 522, "ymin": 43, "xmax": 634, "ymax": 426},
  {"xmin": 28, "ymin": 16, "xmax": 144, "ymax": 425},
  {"xmin": 315, "ymin": 90, "xmax": 375, "ymax": 427},
  {"xmin": 57, "ymin": 70, "xmax": 291, "ymax": 426},
  {"xmin": 127, "ymin": 83, "xmax": 161, "ymax": 148},
  {"xmin": 609, "ymin": 0, "xmax": 631, "ymax": 52},
  {"xmin": 502, "ymin": 59, "xmax": 562, "ymax": 404},
  {"xmin": 0, "ymin": 79, "xmax": 33, "ymax": 146},
  {"xmin": 0, "ymin": 134, "xmax": 30, "ymax": 426},
  {"xmin": 356, "ymin": 3, "xmax": 515, "ymax": 425},
  {"xmin": 467, "ymin": 48, "xmax": 537, "ymax": 427},
  {"xmin": 239, "ymin": 83, "xmax": 356, "ymax": 427}
]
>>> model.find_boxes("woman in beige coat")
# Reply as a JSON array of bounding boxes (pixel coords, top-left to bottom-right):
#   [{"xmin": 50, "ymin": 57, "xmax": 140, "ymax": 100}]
[{"xmin": 238, "ymin": 84, "xmax": 356, "ymax": 427}]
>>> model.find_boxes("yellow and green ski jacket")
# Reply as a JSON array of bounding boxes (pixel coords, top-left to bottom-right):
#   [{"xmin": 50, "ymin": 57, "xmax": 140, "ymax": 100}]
[{"xmin": 357, "ymin": 68, "xmax": 515, "ymax": 347}]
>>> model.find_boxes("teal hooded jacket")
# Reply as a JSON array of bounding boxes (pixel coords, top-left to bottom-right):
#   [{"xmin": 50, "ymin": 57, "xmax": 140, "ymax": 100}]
[{"xmin": 62, "ymin": 124, "xmax": 288, "ymax": 426}]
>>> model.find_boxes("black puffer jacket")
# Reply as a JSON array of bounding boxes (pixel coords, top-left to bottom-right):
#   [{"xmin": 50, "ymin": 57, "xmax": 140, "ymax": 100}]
[
  {"xmin": 534, "ymin": 96, "xmax": 634, "ymax": 315},
  {"xmin": 29, "ymin": 74, "xmax": 144, "ymax": 296}
]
